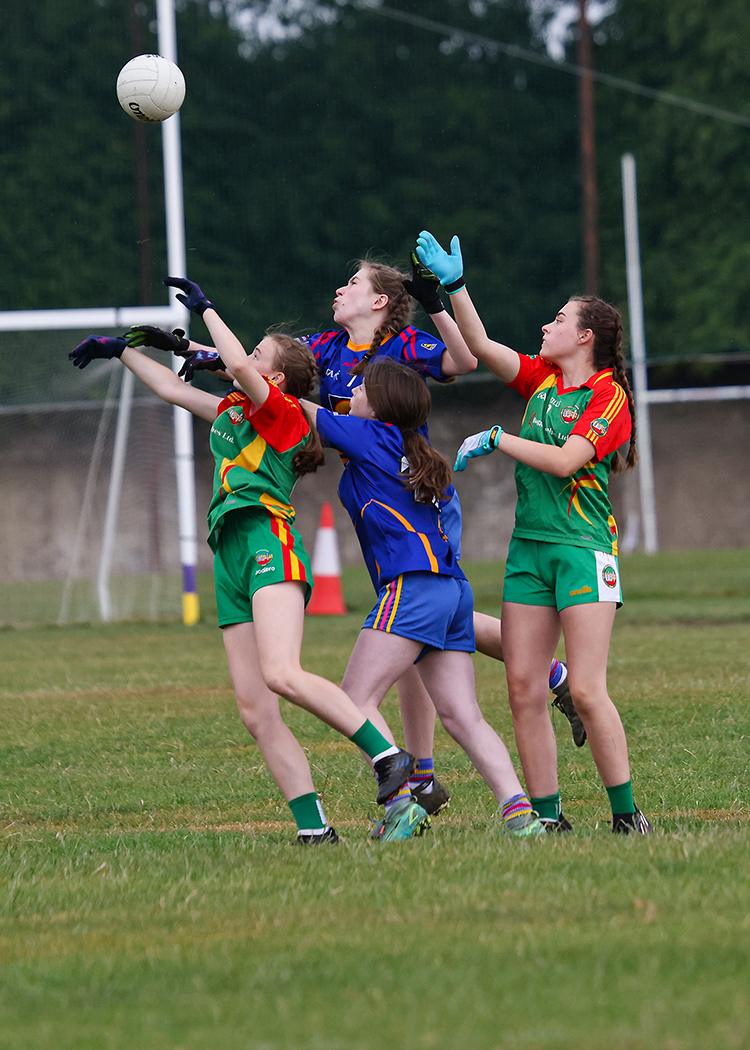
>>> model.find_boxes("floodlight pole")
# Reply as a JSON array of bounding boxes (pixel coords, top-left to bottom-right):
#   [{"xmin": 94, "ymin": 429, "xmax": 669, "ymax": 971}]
[{"xmin": 157, "ymin": 0, "xmax": 200, "ymax": 624}]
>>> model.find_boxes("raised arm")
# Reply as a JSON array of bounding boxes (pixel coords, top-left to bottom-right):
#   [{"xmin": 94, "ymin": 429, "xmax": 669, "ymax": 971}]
[
  {"xmin": 402, "ymin": 251, "xmax": 477, "ymax": 377},
  {"xmin": 163, "ymin": 276, "xmax": 271, "ymax": 407},
  {"xmin": 415, "ymin": 231, "xmax": 521, "ymax": 383},
  {"xmin": 68, "ymin": 335, "xmax": 220, "ymax": 422}
]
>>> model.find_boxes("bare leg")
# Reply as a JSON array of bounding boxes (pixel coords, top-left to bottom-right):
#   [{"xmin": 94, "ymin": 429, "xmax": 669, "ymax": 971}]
[
  {"xmin": 416, "ymin": 649, "xmax": 526, "ymax": 803},
  {"xmin": 501, "ymin": 601, "xmax": 561, "ymax": 799},
  {"xmin": 473, "ymin": 611, "xmax": 505, "ymax": 661},
  {"xmin": 251, "ymin": 581, "xmax": 370, "ymax": 738},
  {"xmin": 341, "ymin": 629, "xmax": 424, "ymax": 743},
  {"xmin": 222, "ymin": 621, "xmax": 317, "ymax": 802},
  {"xmin": 558, "ymin": 602, "xmax": 630, "ymax": 786},
  {"xmin": 396, "ymin": 665, "xmax": 437, "ymax": 758}
]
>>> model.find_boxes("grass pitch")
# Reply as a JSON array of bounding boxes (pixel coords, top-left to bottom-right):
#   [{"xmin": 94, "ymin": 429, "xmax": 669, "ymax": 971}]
[{"xmin": 1, "ymin": 550, "xmax": 749, "ymax": 1050}]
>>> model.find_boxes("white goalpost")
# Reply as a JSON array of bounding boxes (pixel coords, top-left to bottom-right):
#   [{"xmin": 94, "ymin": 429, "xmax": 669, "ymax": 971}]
[
  {"xmin": 621, "ymin": 152, "xmax": 750, "ymax": 554},
  {"xmin": 0, "ymin": 0, "xmax": 200, "ymax": 626}
]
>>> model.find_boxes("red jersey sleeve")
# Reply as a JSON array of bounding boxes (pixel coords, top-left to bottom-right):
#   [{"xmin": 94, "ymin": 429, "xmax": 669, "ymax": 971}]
[
  {"xmin": 569, "ymin": 370, "xmax": 631, "ymax": 460},
  {"xmin": 215, "ymin": 381, "xmax": 310, "ymax": 452}
]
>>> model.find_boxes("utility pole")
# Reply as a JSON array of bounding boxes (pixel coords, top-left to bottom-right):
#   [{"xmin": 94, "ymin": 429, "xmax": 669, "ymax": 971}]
[{"xmin": 577, "ymin": 0, "xmax": 600, "ymax": 295}]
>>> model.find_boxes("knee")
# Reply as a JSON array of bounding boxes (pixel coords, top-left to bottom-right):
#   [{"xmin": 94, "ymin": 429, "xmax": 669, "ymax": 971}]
[
  {"xmin": 506, "ymin": 671, "xmax": 550, "ymax": 720},
  {"xmin": 258, "ymin": 660, "xmax": 299, "ymax": 701},
  {"xmin": 236, "ymin": 692, "xmax": 279, "ymax": 739},
  {"xmin": 565, "ymin": 678, "xmax": 603, "ymax": 721}
]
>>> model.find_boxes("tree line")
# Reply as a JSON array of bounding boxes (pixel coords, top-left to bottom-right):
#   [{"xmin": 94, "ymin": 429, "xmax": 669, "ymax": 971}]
[{"xmin": 2, "ymin": 0, "xmax": 750, "ymax": 398}]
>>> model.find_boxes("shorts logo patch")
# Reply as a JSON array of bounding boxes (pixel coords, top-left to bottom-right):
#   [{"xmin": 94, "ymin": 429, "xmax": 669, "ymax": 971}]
[
  {"xmin": 561, "ymin": 405, "xmax": 580, "ymax": 424},
  {"xmin": 590, "ymin": 417, "xmax": 609, "ymax": 437},
  {"xmin": 601, "ymin": 564, "xmax": 618, "ymax": 588},
  {"xmin": 228, "ymin": 408, "xmax": 245, "ymax": 425},
  {"xmin": 255, "ymin": 550, "xmax": 273, "ymax": 566}
]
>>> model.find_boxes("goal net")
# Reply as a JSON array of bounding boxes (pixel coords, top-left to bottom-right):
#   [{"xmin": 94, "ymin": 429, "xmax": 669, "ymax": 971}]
[{"xmin": 0, "ymin": 320, "xmax": 197, "ymax": 628}]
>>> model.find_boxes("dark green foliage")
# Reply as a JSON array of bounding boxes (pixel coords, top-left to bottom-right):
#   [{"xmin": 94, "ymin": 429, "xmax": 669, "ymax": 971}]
[{"xmin": 4, "ymin": 0, "xmax": 750, "ymax": 378}]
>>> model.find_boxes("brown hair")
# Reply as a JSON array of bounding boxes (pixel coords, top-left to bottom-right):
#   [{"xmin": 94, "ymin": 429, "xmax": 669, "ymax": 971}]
[
  {"xmin": 348, "ymin": 260, "xmax": 416, "ymax": 377},
  {"xmin": 363, "ymin": 358, "xmax": 451, "ymax": 503},
  {"xmin": 266, "ymin": 329, "xmax": 325, "ymax": 476},
  {"xmin": 569, "ymin": 295, "xmax": 638, "ymax": 473}
]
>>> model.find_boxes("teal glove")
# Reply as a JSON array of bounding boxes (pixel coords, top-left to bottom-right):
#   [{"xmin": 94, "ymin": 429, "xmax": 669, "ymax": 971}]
[
  {"xmin": 415, "ymin": 230, "xmax": 465, "ymax": 294},
  {"xmin": 453, "ymin": 426, "xmax": 503, "ymax": 472}
]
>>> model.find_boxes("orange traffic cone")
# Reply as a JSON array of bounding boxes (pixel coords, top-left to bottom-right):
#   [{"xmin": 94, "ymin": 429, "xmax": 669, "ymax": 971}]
[{"xmin": 306, "ymin": 502, "xmax": 347, "ymax": 616}]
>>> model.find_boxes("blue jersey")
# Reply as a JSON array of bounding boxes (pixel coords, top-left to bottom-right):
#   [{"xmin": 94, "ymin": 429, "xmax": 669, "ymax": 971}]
[
  {"xmin": 304, "ymin": 327, "xmax": 449, "ymax": 413},
  {"xmin": 315, "ymin": 409, "xmax": 465, "ymax": 591}
]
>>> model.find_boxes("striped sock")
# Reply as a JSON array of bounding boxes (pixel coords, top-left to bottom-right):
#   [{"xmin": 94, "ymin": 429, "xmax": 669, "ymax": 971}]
[
  {"xmin": 385, "ymin": 784, "xmax": 413, "ymax": 812},
  {"xmin": 501, "ymin": 793, "xmax": 534, "ymax": 825},
  {"xmin": 408, "ymin": 757, "xmax": 434, "ymax": 793},
  {"xmin": 549, "ymin": 659, "xmax": 567, "ymax": 690}
]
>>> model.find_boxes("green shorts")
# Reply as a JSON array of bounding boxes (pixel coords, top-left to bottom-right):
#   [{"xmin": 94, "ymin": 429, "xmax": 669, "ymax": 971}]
[
  {"xmin": 503, "ymin": 536, "xmax": 623, "ymax": 611},
  {"xmin": 213, "ymin": 508, "xmax": 313, "ymax": 627}
]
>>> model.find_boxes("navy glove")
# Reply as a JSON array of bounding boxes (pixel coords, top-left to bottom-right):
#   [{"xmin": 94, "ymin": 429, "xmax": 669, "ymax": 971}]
[
  {"xmin": 124, "ymin": 325, "xmax": 190, "ymax": 355},
  {"xmin": 453, "ymin": 426, "xmax": 503, "ymax": 472},
  {"xmin": 178, "ymin": 349, "xmax": 226, "ymax": 382},
  {"xmin": 163, "ymin": 276, "xmax": 214, "ymax": 316},
  {"xmin": 402, "ymin": 251, "xmax": 445, "ymax": 315},
  {"xmin": 68, "ymin": 335, "xmax": 127, "ymax": 369},
  {"xmin": 415, "ymin": 231, "xmax": 465, "ymax": 294}
]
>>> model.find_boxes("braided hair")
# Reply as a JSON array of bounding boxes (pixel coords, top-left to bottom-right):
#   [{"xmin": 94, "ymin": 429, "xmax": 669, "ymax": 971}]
[
  {"xmin": 569, "ymin": 296, "xmax": 637, "ymax": 474},
  {"xmin": 348, "ymin": 260, "xmax": 416, "ymax": 378},
  {"xmin": 363, "ymin": 358, "xmax": 451, "ymax": 504}
]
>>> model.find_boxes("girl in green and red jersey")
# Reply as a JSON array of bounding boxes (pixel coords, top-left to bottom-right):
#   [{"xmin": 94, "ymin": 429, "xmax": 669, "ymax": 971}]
[
  {"xmin": 416, "ymin": 230, "xmax": 651, "ymax": 835},
  {"xmin": 68, "ymin": 281, "xmax": 417, "ymax": 845}
]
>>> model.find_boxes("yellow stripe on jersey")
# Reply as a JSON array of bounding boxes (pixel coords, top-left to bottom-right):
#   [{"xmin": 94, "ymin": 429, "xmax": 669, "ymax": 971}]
[
  {"xmin": 363, "ymin": 500, "xmax": 439, "ymax": 573},
  {"xmin": 220, "ymin": 434, "xmax": 268, "ymax": 493},
  {"xmin": 521, "ymin": 373, "xmax": 557, "ymax": 427},
  {"xmin": 260, "ymin": 492, "xmax": 295, "ymax": 521},
  {"xmin": 584, "ymin": 377, "xmax": 627, "ymax": 445}
]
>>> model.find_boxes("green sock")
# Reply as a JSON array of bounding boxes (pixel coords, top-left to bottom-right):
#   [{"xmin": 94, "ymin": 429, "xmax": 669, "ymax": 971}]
[
  {"xmin": 349, "ymin": 720, "xmax": 393, "ymax": 760},
  {"xmin": 606, "ymin": 780, "xmax": 635, "ymax": 815},
  {"xmin": 530, "ymin": 793, "xmax": 561, "ymax": 821},
  {"xmin": 288, "ymin": 791, "xmax": 327, "ymax": 832}
]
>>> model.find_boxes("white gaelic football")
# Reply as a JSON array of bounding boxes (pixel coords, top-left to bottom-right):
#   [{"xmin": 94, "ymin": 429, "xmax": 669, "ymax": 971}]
[{"xmin": 116, "ymin": 54, "xmax": 185, "ymax": 123}]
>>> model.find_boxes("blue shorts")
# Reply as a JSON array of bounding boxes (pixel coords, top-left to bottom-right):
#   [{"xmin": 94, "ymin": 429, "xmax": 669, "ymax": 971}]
[{"xmin": 363, "ymin": 571, "xmax": 475, "ymax": 656}]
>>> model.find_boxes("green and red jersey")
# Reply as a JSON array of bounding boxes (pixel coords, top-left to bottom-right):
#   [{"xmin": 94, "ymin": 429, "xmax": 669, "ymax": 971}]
[
  {"xmin": 206, "ymin": 380, "xmax": 309, "ymax": 552},
  {"xmin": 507, "ymin": 355, "xmax": 631, "ymax": 556}
]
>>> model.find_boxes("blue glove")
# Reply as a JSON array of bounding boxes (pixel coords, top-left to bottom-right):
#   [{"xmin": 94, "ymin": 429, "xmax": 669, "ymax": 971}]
[
  {"xmin": 124, "ymin": 325, "xmax": 190, "ymax": 355},
  {"xmin": 163, "ymin": 276, "xmax": 214, "ymax": 316},
  {"xmin": 453, "ymin": 426, "xmax": 503, "ymax": 472},
  {"xmin": 68, "ymin": 335, "xmax": 127, "ymax": 369},
  {"xmin": 415, "ymin": 231, "xmax": 465, "ymax": 294},
  {"xmin": 177, "ymin": 349, "xmax": 226, "ymax": 382}
]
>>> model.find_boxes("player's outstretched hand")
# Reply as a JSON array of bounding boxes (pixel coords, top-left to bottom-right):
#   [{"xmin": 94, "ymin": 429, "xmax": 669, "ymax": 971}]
[
  {"xmin": 415, "ymin": 231, "xmax": 465, "ymax": 293},
  {"xmin": 453, "ymin": 425, "xmax": 503, "ymax": 472},
  {"xmin": 68, "ymin": 335, "xmax": 127, "ymax": 369},
  {"xmin": 124, "ymin": 325, "xmax": 190, "ymax": 355},
  {"xmin": 178, "ymin": 349, "xmax": 227, "ymax": 382},
  {"xmin": 402, "ymin": 251, "xmax": 445, "ymax": 315},
  {"xmin": 163, "ymin": 276, "xmax": 214, "ymax": 316}
]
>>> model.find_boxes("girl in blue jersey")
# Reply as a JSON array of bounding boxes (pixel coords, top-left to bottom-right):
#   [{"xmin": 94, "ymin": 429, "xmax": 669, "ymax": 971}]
[
  {"xmin": 303, "ymin": 257, "xmax": 478, "ymax": 817},
  {"xmin": 304, "ymin": 257, "xmax": 580, "ymax": 812},
  {"xmin": 301, "ymin": 358, "xmax": 543, "ymax": 842},
  {"xmin": 416, "ymin": 230, "xmax": 651, "ymax": 835},
  {"xmin": 68, "ymin": 282, "xmax": 417, "ymax": 845}
]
